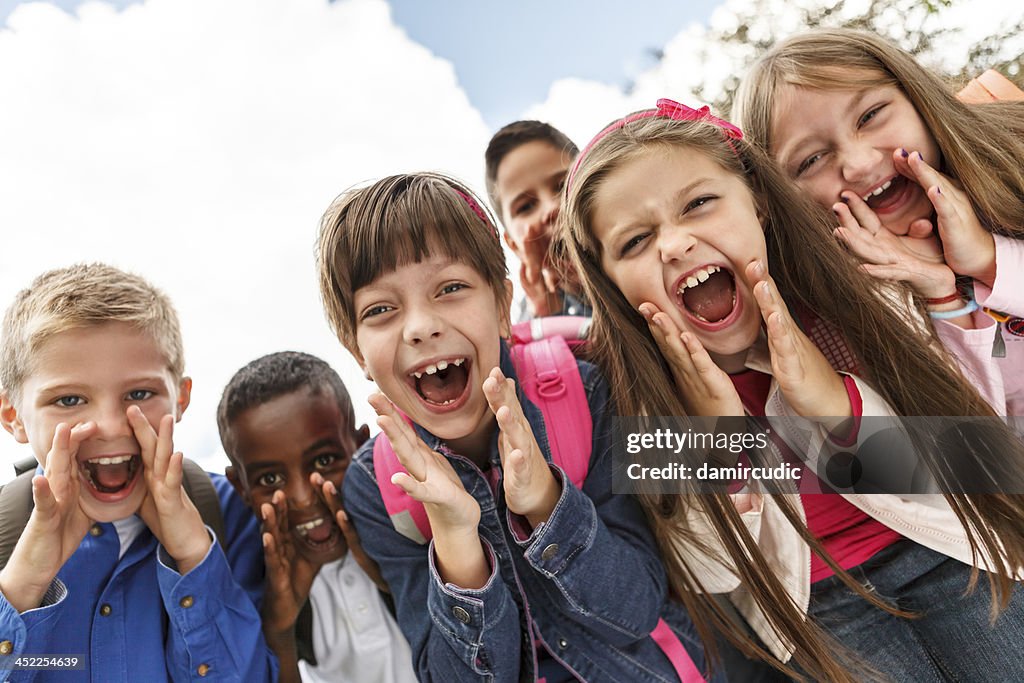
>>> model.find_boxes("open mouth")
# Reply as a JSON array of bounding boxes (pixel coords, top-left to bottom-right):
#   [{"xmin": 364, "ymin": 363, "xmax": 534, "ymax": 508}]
[
  {"xmin": 79, "ymin": 454, "xmax": 142, "ymax": 497},
  {"xmin": 676, "ymin": 265, "xmax": 739, "ymax": 327},
  {"xmin": 292, "ymin": 515, "xmax": 343, "ymax": 553},
  {"xmin": 408, "ymin": 357, "xmax": 471, "ymax": 410},
  {"xmin": 862, "ymin": 175, "xmax": 911, "ymax": 213}
]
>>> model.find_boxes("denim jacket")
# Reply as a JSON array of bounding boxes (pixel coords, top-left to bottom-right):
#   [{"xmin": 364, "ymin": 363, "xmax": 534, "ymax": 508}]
[{"xmin": 343, "ymin": 344, "xmax": 707, "ymax": 682}]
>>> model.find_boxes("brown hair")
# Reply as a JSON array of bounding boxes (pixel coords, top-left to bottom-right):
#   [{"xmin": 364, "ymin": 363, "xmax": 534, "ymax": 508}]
[
  {"xmin": 0, "ymin": 262, "xmax": 185, "ymax": 405},
  {"xmin": 733, "ymin": 28, "xmax": 1024, "ymax": 238},
  {"xmin": 317, "ymin": 173, "xmax": 509, "ymax": 355},
  {"xmin": 558, "ymin": 111, "xmax": 1024, "ymax": 681},
  {"xmin": 484, "ymin": 120, "xmax": 579, "ymax": 219}
]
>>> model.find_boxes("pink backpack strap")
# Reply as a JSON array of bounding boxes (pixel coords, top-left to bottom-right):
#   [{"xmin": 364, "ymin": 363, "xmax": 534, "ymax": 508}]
[
  {"xmin": 510, "ymin": 335, "xmax": 591, "ymax": 489},
  {"xmin": 511, "ymin": 316, "xmax": 590, "ymax": 354},
  {"xmin": 373, "ymin": 416, "xmax": 433, "ymax": 545},
  {"xmin": 651, "ymin": 619, "xmax": 706, "ymax": 682}
]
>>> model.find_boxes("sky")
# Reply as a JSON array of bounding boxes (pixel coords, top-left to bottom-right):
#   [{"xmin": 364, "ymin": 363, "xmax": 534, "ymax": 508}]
[{"xmin": 0, "ymin": 0, "xmax": 1021, "ymax": 482}]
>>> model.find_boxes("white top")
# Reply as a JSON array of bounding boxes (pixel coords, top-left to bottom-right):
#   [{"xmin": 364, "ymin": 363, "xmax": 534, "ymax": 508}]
[
  {"xmin": 298, "ymin": 553, "xmax": 417, "ymax": 683},
  {"xmin": 113, "ymin": 516, "xmax": 146, "ymax": 560}
]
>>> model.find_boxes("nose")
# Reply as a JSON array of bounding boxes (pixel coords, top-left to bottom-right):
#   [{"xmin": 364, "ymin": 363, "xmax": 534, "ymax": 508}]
[
  {"xmin": 839, "ymin": 142, "xmax": 884, "ymax": 187},
  {"xmin": 95, "ymin": 400, "xmax": 133, "ymax": 441},
  {"xmin": 657, "ymin": 226, "xmax": 696, "ymax": 264},
  {"xmin": 402, "ymin": 306, "xmax": 444, "ymax": 345},
  {"xmin": 285, "ymin": 476, "xmax": 317, "ymax": 511},
  {"xmin": 539, "ymin": 195, "xmax": 560, "ymax": 228}
]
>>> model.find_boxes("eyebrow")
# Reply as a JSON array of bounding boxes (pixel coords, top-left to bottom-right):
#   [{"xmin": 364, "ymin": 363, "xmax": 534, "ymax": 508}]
[
  {"xmin": 604, "ymin": 177, "xmax": 712, "ymax": 244},
  {"xmin": 776, "ymin": 88, "xmax": 871, "ymax": 166}
]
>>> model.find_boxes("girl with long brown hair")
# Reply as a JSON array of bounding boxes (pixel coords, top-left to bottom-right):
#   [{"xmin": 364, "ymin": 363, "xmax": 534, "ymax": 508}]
[
  {"xmin": 557, "ymin": 99, "xmax": 1024, "ymax": 682},
  {"xmin": 733, "ymin": 28, "xmax": 1024, "ymax": 417}
]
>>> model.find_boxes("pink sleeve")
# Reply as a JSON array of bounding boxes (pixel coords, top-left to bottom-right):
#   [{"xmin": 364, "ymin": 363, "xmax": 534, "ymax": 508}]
[
  {"xmin": 974, "ymin": 235, "xmax": 1024, "ymax": 318},
  {"xmin": 933, "ymin": 315, "xmax": 1007, "ymax": 414}
]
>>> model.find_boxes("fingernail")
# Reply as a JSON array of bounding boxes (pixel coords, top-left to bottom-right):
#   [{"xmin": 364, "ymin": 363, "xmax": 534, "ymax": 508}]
[
  {"xmin": 839, "ymin": 195, "xmax": 849, "ymax": 204},
  {"xmin": 832, "ymin": 208, "xmax": 840, "ymax": 217},
  {"xmin": 326, "ymin": 481, "xmax": 337, "ymax": 495},
  {"xmin": 752, "ymin": 260, "xmax": 766, "ymax": 278},
  {"xmin": 339, "ymin": 510, "xmax": 348, "ymax": 522},
  {"xmin": 915, "ymin": 151, "xmax": 923, "ymax": 160},
  {"xmin": 937, "ymin": 187, "xmax": 942, "ymax": 195},
  {"xmin": 900, "ymin": 148, "xmax": 909, "ymax": 158}
]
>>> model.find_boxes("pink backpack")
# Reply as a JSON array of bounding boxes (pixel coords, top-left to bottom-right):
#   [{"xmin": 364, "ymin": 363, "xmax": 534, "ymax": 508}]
[{"xmin": 372, "ymin": 316, "xmax": 705, "ymax": 683}]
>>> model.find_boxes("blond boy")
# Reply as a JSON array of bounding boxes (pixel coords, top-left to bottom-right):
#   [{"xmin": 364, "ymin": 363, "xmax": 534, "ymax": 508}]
[{"xmin": 0, "ymin": 263, "xmax": 275, "ymax": 681}]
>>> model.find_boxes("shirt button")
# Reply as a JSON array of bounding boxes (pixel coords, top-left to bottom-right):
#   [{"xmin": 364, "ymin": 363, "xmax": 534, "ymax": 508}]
[
  {"xmin": 197, "ymin": 663, "xmax": 210, "ymax": 677},
  {"xmin": 99, "ymin": 604, "xmax": 112, "ymax": 616},
  {"xmin": 558, "ymin": 637, "xmax": 569, "ymax": 650},
  {"xmin": 0, "ymin": 640, "xmax": 12, "ymax": 655},
  {"xmin": 179, "ymin": 596, "xmax": 194, "ymax": 608},
  {"xmin": 541, "ymin": 543, "xmax": 559, "ymax": 561},
  {"xmin": 452, "ymin": 606, "xmax": 472, "ymax": 624},
  {"xmin": 89, "ymin": 524, "xmax": 103, "ymax": 537}
]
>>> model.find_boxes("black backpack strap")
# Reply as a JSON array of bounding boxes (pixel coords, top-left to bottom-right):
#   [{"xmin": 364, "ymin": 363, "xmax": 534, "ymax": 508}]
[
  {"xmin": 181, "ymin": 459, "xmax": 227, "ymax": 549},
  {"xmin": 0, "ymin": 470, "xmax": 37, "ymax": 571},
  {"xmin": 13, "ymin": 457, "xmax": 38, "ymax": 477}
]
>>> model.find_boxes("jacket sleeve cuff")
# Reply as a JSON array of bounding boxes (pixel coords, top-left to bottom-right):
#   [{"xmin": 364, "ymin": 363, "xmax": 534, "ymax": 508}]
[
  {"xmin": 974, "ymin": 234, "xmax": 1024, "ymax": 317},
  {"xmin": 156, "ymin": 526, "xmax": 231, "ymax": 633},
  {"xmin": 426, "ymin": 537, "xmax": 510, "ymax": 648},
  {"xmin": 509, "ymin": 465, "xmax": 593, "ymax": 576},
  {"xmin": 828, "ymin": 375, "xmax": 864, "ymax": 447}
]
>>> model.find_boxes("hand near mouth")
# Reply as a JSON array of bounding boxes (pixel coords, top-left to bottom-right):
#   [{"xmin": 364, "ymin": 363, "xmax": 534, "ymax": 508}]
[
  {"xmin": 259, "ymin": 489, "xmax": 320, "ymax": 680},
  {"xmin": 747, "ymin": 261, "xmax": 853, "ymax": 436},
  {"xmin": 312, "ymin": 473, "xmax": 388, "ymax": 594},
  {"xmin": 833, "ymin": 194, "xmax": 956, "ymax": 301},
  {"xmin": 893, "ymin": 149, "xmax": 996, "ymax": 287},
  {"xmin": 129, "ymin": 407, "xmax": 211, "ymax": 576},
  {"xmin": 483, "ymin": 367, "xmax": 561, "ymax": 529},
  {"xmin": 0, "ymin": 421, "xmax": 97, "ymax": 613},
  {"xmin": 638, "ymin": 303, "xmax": 744, "ymax": 418},
  {"xmin": 369, "ymin": 393, "xmax": 487, "ymax": 589}
]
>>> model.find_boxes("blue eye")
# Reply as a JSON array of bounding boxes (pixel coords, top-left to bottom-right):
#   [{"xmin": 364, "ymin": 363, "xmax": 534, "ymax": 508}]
[
  {"xmin": 127, "ymin": 389, "xmax": 154, "ymax": 401},
  {"xmin": 362, "ymin": 305, "xmax": 393, "ymax": 319},
  {"xmin": 55, "ymin": 396, "xmax": 84, "ymax": 408},
  {"xmin": 441, "ymin": 282, "xmax": 466, "ymax": 295}
]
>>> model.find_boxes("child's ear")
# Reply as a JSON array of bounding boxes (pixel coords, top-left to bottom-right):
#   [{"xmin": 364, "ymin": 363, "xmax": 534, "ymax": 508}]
[
  {"xmin": 353, "ymin": 423, "xmax": 370, "ymax": 449},
  {"xmin": 0, "ymin": 391, "xmax": 28, "ymax": 444},
  {"xmin": 499, "ymin": 279, "xmax": 515, "ymax": 337},
  {"xmin": 224, "ymin": 465, "xmax": 251, "ymax": 505},
  {"xmin": 175, "ymin": 377, "xmax": 193, "ymax": 421}
]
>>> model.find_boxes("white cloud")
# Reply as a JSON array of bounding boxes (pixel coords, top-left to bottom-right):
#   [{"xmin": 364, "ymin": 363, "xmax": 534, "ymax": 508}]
[{"xmin": 0, "ymin": 0, "xmax": 491, "ymax": 479}]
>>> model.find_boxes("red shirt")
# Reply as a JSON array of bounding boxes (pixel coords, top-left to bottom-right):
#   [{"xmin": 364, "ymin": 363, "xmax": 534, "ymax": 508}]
[{"xmin": 729, "ymin": 370, "xmax": 902, "ymax": 582}]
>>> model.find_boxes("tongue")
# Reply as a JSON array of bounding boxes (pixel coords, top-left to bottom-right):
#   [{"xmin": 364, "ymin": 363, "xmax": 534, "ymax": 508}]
[
  {"xmin": 306, "ymin": 522, "xmax": 333, "ymax": 543},
  {"xmin": 91, "ymin": 461, "xmax": 132, "ymax": 490},
  {"xmin": 682, "ymin": 270, "xmax": 735, "ymax": 322},
  {"xmin": 418, "ymin": 365, "xmax": 467, "ymax": 404}
]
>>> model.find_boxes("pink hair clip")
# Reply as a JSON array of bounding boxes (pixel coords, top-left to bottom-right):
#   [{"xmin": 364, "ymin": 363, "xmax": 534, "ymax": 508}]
[
  {"xmin": 568, "ymin": 98, "xmax": 745, "ymax": 191},
  {"xmin": 453, "ymin": 188, "xmax": 499, "ymax": 237}
]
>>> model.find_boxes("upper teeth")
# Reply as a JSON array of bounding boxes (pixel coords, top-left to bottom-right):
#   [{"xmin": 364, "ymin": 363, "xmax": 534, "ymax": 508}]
[
  {"xmin": 295, "ymin": 518, "xmax": 326, "ymax": 534},
  {"xmin": 862, "ymin": 179, "xmax": 893, "ymax": 202},
  {"xmin": 677, "ymin": 265, "xmax": 720, "ymax": 294},
  {"xmin": 88, "ymin": 455, "xmax": 133, "ymax": 465},
  {"xmin": 412, "ymin": 357, "xmax": 465, "ymax": 379}
]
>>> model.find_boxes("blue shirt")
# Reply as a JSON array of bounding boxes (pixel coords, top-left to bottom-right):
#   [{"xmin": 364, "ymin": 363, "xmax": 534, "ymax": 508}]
[
  {"xmin": 0, "ymin": 474, "xmax": 277, "ymax": 682},
  {"xmin": 343, "ymin": 343, "xmax": 709, "ymax": 682}
]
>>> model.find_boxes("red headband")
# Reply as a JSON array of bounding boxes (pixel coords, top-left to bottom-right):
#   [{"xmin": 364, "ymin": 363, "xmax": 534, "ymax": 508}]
[
  {"xmin": 567, "ymin": 98, "xmax": 744, "ymax": 191},
  {"xmin": 453, "ymin": 187, "xmax": 499, "ymax": 237}
]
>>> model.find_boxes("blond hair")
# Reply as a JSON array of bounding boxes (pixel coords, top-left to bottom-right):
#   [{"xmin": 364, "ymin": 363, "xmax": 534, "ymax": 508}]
[
  {"xmin": 317, "ymin": 173, "xmax": 509, "ymax": 355},
  {"xmin": 0, "ymin": 263, "xmax": 185, "ymax": 402},
  {"xmin": 733, "ymin": 28, "xmax": 1024, "ymax": 237}
]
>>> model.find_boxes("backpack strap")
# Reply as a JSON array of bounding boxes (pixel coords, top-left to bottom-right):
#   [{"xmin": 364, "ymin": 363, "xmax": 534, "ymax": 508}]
[
  {"xmin": 181, "ymin": 459, "xmax": 227, "ymax": 548},
  {"xmin": 373, "ymin": 418, "xmax": 432, "ymax": 545},
  {"xmin": 651, "ymin": 619, "xmax": 706, "ymax": 682},
  {"xmin": 509, "ymin": 335, "xmax": 591, "ymax": 489},
  {"xmin": 0, "ymin": 470, "xmax": 36, "ymax": 571}
]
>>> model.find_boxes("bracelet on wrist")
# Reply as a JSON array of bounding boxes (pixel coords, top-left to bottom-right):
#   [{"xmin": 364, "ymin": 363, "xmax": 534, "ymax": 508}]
[
  {"xmin": 924, "ymin": 291, "xmax": 961, "ymax": 306},
  {"xmin": 929, "ymin": 298, "xmax": 979, "ymax": 320}
]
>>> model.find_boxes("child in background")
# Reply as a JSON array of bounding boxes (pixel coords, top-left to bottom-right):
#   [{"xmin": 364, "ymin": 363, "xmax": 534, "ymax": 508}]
[
  {"xmin": 0, "ymin": 263, "xmax": 275, "ymax": 681},
  {"xmin": 558, "ymin": 100, "xmax": 1024, "ymax": 682},
  {"xmin": 733, "ymin": 28, "xmax": 1024, "ymax": 416},
  {"xmin": 485, "ymin": 120, "xmax": 591, "ymax": 320},
  {"xmin": 218, "ymin": 351, "xmax": 417, "ymax": 683},
  {"xmin": 317, "ymin": 172, "xmax": 709, "ymax": 682}
]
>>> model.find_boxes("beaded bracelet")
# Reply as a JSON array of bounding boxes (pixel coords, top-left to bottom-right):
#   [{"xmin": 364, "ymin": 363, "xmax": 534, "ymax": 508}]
[{"xmin": 928, "ymin": 298, "xmax": 979, "ymax": 320}]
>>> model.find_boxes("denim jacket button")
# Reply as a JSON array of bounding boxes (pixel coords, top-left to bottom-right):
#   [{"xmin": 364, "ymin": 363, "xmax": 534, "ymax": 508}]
[
  {"xmin": 541, "ymin": 543, "xmax": 559, "ymax": 561},
  {"xmin": 452, "ymin": 606, "xmax": 472, "ymax": 624},
  {"xmin": 558, "ymin": 637, "xmax": 569, "ymax": 650}
]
